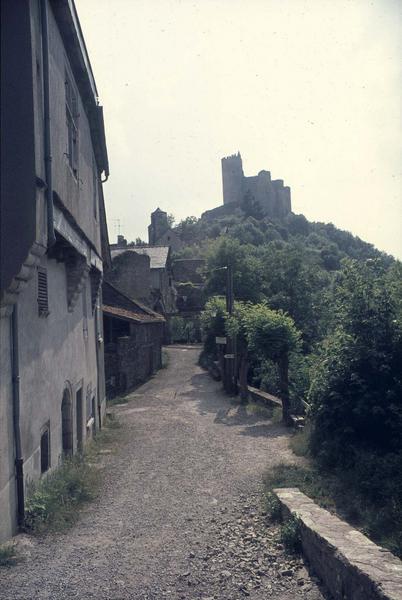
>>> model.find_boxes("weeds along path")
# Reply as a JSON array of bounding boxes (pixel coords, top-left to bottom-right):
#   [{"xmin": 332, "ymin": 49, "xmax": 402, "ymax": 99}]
[{"xmin": 0, "ymin": 347, "xmax": 325, "ymax": 600}]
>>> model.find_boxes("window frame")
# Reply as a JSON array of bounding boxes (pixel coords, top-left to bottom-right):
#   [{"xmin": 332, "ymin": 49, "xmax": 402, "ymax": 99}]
[{"xmin": 65, "ymin": 70, "xmax": 79, "ymax": 179}]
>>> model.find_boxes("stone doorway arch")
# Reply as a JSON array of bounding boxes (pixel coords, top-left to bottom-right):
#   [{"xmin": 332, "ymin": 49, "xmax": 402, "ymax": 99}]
[{"xmin": 61, "ymin": 387, "xmax": 73, "ymax": 456}]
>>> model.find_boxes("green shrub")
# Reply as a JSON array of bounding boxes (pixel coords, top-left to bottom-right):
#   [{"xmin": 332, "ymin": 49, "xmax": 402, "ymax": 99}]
[
  {"xmin": 263, "ymin": 492, "xmax": 282, "ymax": 521},
  {"xmin": 24, "ymin": 455, "xmax": 100, "ymax": 533},
  {"xmin": 280, "ymin": 516, "xmax": 302, "ymax": 553},
  {"xmin": 0, "ymin": 544, "xmax": 18, "ymax": 567}
]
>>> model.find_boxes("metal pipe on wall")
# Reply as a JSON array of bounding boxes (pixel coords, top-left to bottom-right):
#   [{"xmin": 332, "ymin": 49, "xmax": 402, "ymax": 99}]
[{"xmin": 11, "ymin": 305, "xmax": 24, "ymax": 527}]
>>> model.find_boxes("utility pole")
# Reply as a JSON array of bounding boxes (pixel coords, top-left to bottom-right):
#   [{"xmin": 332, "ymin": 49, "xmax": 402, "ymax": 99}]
[{"xmin": 225, "ymin": 264, "xmax": 237, "ymax": 395}]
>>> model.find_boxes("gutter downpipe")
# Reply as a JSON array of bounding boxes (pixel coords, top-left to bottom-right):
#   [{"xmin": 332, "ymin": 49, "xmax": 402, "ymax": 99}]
[
  {"xmin": 11, "ymin": 305, "xmax": 24, "ymax": 528},
  {"xmin": 41, "ymin": 0, "xmax": 56, "ymax": 248}
]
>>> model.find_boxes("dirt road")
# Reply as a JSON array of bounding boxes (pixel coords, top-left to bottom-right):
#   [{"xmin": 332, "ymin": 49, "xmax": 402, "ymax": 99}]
[{"xmin": 0, "ymin": 347, "xmax": 325, "ymax": 599}]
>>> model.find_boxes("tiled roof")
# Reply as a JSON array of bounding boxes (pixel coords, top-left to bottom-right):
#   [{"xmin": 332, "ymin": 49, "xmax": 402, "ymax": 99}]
[
  {"xmin": 102, "ymin": 281, "xmax": 165, "ymax": 324},
  {"xmin": 111, "ymin": 246, "xmax": 170, "ymax": 269},
  {"xmin": 103, "ymin": 304, "xmax": 163, "ymax": 324}
]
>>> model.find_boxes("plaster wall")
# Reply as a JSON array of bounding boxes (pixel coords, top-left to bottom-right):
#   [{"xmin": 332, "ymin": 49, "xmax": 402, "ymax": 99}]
[
  {"xmin": 16, "ymin": 253, "xmax": 99, "ymax": 496},
  {"xmin": 46, "ymin": 3, "xmax": 101, "ymax": 252},
  {"xmin": 0, "ymin": 316, "xmax": 16, "ymax": 542}
]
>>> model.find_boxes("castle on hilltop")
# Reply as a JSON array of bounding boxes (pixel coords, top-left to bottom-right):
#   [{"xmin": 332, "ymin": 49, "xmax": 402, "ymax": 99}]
[{"xmin": 202, "ymin": 152, "xmax": 292, "ymax": 220}]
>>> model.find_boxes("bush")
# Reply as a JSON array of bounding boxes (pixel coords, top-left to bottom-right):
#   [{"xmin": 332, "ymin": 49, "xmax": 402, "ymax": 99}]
[
  {"xmin": 280, "ymin": 516, "xmax": 302, "ymax": 553},
  {"xmin": 263, "ymin": 492, "xmax": 282, "ymax": 521},
  {"xmin": 0, "ymin": 544, "xmax": 18, "ymax": 567}
]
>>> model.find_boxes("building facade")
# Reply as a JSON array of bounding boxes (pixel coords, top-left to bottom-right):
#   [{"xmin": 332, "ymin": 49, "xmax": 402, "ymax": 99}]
[
  {"xmin": 103, "ymin": 282, "xmax": 165, "ymax": 398},
  {"xmin": 0, "ymin": 0, "xmax": 109, "ymax": 542}
]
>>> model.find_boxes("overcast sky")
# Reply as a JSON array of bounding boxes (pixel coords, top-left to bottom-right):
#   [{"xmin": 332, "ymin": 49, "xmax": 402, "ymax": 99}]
[{"xmin": 75, "ymin": 0, "xmax": 401, "ymax": 258}]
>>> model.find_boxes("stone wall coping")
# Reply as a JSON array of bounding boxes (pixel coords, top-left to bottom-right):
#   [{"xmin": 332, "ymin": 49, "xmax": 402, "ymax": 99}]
[{"xmin": 274, "ymin": 487, "xmax": 402, "ymax": 600}]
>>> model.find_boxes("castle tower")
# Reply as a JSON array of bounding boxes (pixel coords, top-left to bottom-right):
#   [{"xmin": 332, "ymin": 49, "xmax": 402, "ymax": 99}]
[
  {"xmin": 148, "ymin": 208, "xmax": 169, "ymax": 245},
  {"xmin": 221, "ymin": 152, "xmax": 244, "ymax": 205}
]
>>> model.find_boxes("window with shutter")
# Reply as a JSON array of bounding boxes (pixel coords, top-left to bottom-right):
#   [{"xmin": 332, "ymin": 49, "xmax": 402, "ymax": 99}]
[
  {"xmin": 37, "ymin": 267, "xmax": 49, "ymax": 316},
  {"xmin": 65, "ymin": 71, "xmax": 79, "ymax": 178}
]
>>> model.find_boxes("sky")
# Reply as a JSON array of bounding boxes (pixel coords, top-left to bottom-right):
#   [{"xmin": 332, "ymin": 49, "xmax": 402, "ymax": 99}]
[{"xmin": 75, "ymin": 0, "xmax": 402, "ymax": 258}]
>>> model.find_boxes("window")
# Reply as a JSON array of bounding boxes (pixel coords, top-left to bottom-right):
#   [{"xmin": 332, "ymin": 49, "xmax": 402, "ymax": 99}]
[
  {"xmin": 65, "ymin": 72, "xmax": 79, "ymax": 177},
  {"xmin": 37, "ymin": 267, "xmax": 49, "ymax": 316},
  {"xmin": 40, "ymin": 424, "xmax": 50, "ymax": 473}
]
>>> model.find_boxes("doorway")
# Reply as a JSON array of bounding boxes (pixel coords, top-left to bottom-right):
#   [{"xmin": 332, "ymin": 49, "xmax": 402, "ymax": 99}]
[
  {"xmin": 61, "ymin": 389, "xmax": 73, "ymax": 456},
  {"xmin": 76, "ymin": 387, "xmax": 83, "ymax": 452}
]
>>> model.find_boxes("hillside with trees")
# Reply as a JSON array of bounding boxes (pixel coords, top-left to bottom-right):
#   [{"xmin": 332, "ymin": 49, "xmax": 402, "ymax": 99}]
[{"xmin": 170, "ymin": 207, "xmax": 402, "ymax": 556}]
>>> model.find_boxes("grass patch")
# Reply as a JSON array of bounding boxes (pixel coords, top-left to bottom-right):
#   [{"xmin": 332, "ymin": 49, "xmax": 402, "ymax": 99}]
[
  {"xmin": 0, "ymin": 544, "xmax": 18, "ymax": 567},
  {"xmin": 289, "ymin": 422, "xmax": 312, "ymax": 457},
  {"xmin": 24, "ymin": 455, "xmax": 100, "ymax": 533},
  {"xmin": 271, "ymin": 405, "xmax": 283, "ymax": 424},
  {"xmin": 247, "ymin": 402, "xmax": 273, "ymax": 419},
  {"xmin": 107, "ymin": 395, "xmax": 128, "ymax": 407},
  {"xmin": 264, "ymin": 462, "xmax": 402, "ymax": 558},
  {"xmin": 24, "ymin": 413, "xmax": 120, "ymax": 534}
]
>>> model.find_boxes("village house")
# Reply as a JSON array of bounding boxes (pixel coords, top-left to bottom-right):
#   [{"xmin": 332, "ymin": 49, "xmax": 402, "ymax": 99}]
[
  {"xmin": 0, "ymin": 0, "xmax": 109, "ymax": 542},
  {"xmin": 109, "ymin": 239, "xmax": 177, "ymax": 317},
  {"xmin": 103, "ymin": 282, "xmax": 165, "ymax": 398}
]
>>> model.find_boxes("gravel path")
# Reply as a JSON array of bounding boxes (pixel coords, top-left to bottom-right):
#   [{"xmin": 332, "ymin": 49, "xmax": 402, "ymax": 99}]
[{"xmin": 0, "ymin": 346, "xmax": 326, "ymax": 600}]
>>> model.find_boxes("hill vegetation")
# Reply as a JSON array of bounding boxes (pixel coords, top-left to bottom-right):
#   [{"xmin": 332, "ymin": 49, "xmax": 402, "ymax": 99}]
[{"xmin": 171, "ymin": 206, "xmax": 402, "ymax": 556}]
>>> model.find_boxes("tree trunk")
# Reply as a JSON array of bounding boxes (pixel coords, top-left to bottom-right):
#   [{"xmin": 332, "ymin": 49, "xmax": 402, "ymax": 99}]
[
  {"xmin": 239, "ymin": 352, "xmax": 249, "ymax": 404},
  {"xmin": 278, "ymin": 353, "xmax": 292, "ymax": 426}
]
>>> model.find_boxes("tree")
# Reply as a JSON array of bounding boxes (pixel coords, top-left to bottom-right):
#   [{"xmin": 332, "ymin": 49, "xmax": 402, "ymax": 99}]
[
  {"xmin": 225, "ymin": 301, "xmax": 301, "ymax": 423},
  {"xmin": 167, "ymin": 213, "xmax": 175, "ymax": 228},
  {"xmin": 206, "ymin": 237, "xmax": 264, "ymax": 303},
  {"xmin": 308, "ymin": 259, "xmax": 402, "ymax": 467}
]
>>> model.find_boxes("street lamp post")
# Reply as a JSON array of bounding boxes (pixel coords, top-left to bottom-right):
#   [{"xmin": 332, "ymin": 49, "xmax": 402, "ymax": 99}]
[{"xmin": 225, "ymin": 264, "xmax": 237, "ymax": 395}]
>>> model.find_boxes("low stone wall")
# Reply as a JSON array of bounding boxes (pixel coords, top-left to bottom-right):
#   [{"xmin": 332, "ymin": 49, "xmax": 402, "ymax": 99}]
[{"xmin": 274, "ymin": 488, "xmax": 402, "ymax": 600}]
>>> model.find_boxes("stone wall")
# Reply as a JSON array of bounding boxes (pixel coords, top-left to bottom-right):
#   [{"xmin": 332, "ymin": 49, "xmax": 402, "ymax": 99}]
[
  {"xmin": 104, "ymin": 322, "xmax": 163, "ymax": 398},
  {"xmin": 220, "ymin": 153, "xmax": 292, "ymax": 219},
  {"xmin": 105, "ymin": 251, "xmax": 151, "ymax": 304},
  {"xmin": 275, "ymin": 488, "xmax": 402, "ymax": 600}
]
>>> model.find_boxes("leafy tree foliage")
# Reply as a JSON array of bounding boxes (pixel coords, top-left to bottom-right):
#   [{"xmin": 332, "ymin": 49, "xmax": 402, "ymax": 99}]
[
  {"xmin": 308, "ymin": 259, "xmax": 402, "ymax": 466},
  {"xmin": 205, "ymin": 237, "xmax": 265, "ymax": 303}
]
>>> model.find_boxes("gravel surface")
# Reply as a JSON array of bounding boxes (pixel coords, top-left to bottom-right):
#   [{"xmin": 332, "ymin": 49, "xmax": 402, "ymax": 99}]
[{"xmin": 0, "ymin": 346, "xmax": 327, "ymax": 599}]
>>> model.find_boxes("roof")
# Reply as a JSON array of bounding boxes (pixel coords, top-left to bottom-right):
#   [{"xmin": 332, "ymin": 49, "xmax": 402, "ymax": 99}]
[
  {"xmin": 111, "ymin": 246, "xmax": 170, "ymax": 270},
  {"xmin": 102, "ymin": 281, "xmax": 165, "ymax": 324}
]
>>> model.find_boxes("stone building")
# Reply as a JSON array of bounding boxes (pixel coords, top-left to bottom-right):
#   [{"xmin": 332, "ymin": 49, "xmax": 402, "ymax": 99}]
[
  {"xmin": 148, "ymin": 208, "xmax": 183, "ymax": 252},
  {"xmin": 0, "ymin": 0, "xmax": 109, "ymax": 542},
  {"xmin": 111, "ymin": 242, "xmax": 177, "ymax": 316},
  {"xmin": 202, "ymin": 152, "xmax": 292, "ymax": 221},
  {"xmin": 103, "ymin": 282, "xmax": 165, "ymax": 398},
  {"xmin": 105, "ymin": 250, "xmax": 151, "ymax": 306}
]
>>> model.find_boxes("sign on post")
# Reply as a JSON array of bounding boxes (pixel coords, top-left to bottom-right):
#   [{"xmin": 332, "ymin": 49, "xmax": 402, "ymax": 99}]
[{"xmin": 215, "ymin": 336, "xmax": 227, "ymax": 345}]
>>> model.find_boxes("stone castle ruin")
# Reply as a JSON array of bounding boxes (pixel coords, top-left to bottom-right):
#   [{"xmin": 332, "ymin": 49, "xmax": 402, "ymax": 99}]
[{"xmin": 203, "ymin": 152, "xmax": 292, "ymax": 220}]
